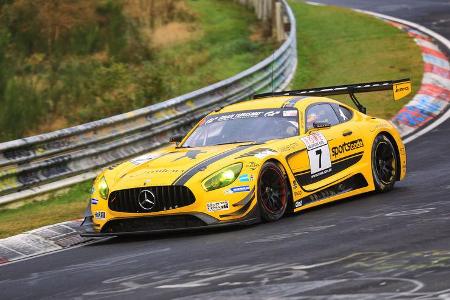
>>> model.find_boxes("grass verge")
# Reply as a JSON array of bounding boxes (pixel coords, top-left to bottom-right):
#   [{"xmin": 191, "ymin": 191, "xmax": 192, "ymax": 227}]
[
  {"xmin": 0, "ymin": 1, "xmax": 425, "ymax": 238},
  {"xmin": 289, "ymin": 1, "xmax": 423, "ymax": 119},
  {"xmin": 0, "ymin": 182, "xmax": 90, "ymax": 238}
]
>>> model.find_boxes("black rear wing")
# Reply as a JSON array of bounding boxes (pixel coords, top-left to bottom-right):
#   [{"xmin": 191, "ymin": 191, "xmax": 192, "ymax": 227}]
[{"xmin": 253, "ymin": 78, "xmax": 412, "ymax": 114}]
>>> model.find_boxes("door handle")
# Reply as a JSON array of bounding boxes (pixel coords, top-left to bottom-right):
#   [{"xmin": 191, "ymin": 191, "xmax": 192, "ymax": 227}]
[{"xmin": 343, "ymin": 130, "xmax": 352, "ymax": 137}]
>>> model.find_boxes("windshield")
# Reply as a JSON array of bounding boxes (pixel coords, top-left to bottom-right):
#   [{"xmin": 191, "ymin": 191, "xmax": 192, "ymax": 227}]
[{"xmin": 182, "ymin": 108, "xmax": 299, "ymax": 147}]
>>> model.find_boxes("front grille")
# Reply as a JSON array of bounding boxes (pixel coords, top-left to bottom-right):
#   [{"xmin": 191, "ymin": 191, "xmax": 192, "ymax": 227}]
[
  {"xmin": 108, "ymin": 186, "xmax": 196, "ymax": 213},
  {"xmin": 101, "ymin": 215, "xmax": 206, "ymax": 233}
]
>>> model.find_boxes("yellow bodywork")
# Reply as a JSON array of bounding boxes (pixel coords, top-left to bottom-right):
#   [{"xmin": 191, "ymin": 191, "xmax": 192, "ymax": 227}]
[{"xmin": 87, "ymin": 95, "xmax": 406, "ymax": 234}]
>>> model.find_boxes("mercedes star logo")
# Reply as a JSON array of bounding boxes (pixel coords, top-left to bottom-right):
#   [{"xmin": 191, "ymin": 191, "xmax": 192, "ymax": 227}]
[{"xmin": 138, "ymin": 189, "xmax": 156, "ymax": 211}]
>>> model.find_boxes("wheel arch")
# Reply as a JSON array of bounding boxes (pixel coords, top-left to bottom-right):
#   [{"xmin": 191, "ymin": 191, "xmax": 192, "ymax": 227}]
[
  {"xmin": 263, "ymin": 158, "xmax": 294, "ymax": 214},
  {"xmin": 376, "ymin": 131, "xmax": 401, "ymax": 181}
]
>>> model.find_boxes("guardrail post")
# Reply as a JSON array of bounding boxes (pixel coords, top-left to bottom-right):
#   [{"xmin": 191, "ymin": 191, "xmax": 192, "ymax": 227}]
[{"xmin": 275, "ymin": 1, "xmax": 285, "ymax": 42}]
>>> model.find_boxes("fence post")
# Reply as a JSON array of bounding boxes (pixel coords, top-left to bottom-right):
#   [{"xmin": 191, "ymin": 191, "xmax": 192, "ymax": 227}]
[{"xmin": 275, "ymin": 1, "xmax": 285, "ymax": 42}]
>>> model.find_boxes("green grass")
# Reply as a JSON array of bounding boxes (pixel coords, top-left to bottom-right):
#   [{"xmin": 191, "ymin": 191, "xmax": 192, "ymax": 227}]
[
  {"xmin": 156, "ymin": 0, "xmax": 275, "ymax": 95},
  {"xmin": 0, "ymin": 1, "xmax": 425, "ymax": 238},
  {"xmin": 289, "ymin": 1, "xmax": 423, "ymax": 119}
]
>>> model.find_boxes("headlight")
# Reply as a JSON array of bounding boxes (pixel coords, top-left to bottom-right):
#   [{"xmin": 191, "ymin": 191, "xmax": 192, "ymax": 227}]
[
  {"xmin": 202, "ymin": 163, "xmax": 242, "ymax": 191},
  {"xmin": 98, "ymin": 177, "xmax": 109, "ymax": 199}
]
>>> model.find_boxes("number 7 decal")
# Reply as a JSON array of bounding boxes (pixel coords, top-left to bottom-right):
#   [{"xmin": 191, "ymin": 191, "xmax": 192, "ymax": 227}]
[
  {"xmin": 301, "ymin": 133, "xmax": 332, "ymax": 176},
  {"xmin": 315, "ymin": 149, "xmax": 322, "ymax": 169}
]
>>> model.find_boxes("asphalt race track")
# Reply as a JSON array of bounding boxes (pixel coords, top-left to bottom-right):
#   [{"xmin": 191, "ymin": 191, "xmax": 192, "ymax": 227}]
[{"xmin": 1, "ymin": 1, "xmax": 450, "ymax": 299}]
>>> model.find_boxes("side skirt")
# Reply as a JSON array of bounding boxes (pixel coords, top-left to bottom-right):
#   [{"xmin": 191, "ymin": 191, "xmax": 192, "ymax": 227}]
[{"xmin": 293, "ymin": 173, "xmax": 368, "ymax": 211}]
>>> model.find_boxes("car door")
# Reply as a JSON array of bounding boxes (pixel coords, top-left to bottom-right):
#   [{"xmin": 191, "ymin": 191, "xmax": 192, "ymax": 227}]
[{"xmin": 288, "ymin": 102, "xmax": 364, "ymax": 192}]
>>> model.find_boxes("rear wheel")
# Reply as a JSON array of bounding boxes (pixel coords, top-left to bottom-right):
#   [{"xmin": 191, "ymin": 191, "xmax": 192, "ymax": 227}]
[
  {"xmin": 372, "ymin": 134, "xmax": 398, "ymax": 192},
  {"xmin": 257, "ymin": 162, "xmax": 288, "ymax": 221}
]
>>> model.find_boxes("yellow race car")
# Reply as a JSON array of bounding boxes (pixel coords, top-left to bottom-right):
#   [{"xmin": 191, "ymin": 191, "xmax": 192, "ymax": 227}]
[{"xmin": 81, "ymin": 79, "xmax": 411, "ymax": 236}]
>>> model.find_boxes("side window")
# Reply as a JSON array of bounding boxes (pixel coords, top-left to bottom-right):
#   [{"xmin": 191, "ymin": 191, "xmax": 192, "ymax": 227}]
[
  {"xmin": 336, "ymin": 105, "xmax": 353, "ymax": 123},
  {"xmin": 306, "ymin": 103, "xmax": 340, "ymax": 130}
]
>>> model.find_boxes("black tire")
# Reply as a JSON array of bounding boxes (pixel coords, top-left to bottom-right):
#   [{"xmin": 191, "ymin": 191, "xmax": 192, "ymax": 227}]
[
  {"xmin": 371, "ymin": 134, "xmax": 398, "ymax": 192},
  {"xmin": 257, "ymin": 162, "xmax": 288, "ymax": 221}
]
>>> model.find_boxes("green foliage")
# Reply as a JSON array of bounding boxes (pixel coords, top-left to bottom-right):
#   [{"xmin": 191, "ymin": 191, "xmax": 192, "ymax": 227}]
[
  {"xmin": 0, "ymin": 29, "xmax": 10, "ymax": 92},
  {"xmin": 0, "ymin": 77, "xmax": 47, "ymax": 141}
]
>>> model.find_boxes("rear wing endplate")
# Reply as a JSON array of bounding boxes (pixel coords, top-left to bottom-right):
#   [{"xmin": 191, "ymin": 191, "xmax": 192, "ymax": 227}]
[{"xmin": 254, "ymin": 79, "xmax": 412, "ymax": 114}]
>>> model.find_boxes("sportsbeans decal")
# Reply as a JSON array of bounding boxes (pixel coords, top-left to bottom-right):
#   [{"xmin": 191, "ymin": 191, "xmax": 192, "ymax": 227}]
[{"xmin": 331, "ymin": 139, "xmax": 364, "ymax": 158}]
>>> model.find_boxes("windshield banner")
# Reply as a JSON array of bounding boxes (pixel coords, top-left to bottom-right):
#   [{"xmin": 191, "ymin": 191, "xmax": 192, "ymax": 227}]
[{"xmin": 204, "ymin": 109, "xmax": 298, "ymax": 125}]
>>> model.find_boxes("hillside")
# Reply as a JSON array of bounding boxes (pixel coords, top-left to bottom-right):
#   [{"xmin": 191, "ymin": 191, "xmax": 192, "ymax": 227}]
[{"xmin": 0, "ymin": 0, "xmax": 274, "ymax": 142}]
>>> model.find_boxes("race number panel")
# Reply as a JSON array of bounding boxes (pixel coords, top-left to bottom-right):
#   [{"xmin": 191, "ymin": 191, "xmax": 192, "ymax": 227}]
[{"xmin": 301, "ymin": 133, "xmax": 332, "ymax": 175}]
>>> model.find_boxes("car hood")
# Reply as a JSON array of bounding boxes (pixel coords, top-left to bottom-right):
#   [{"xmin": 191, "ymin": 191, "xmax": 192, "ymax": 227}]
[{"xmin": 109, "ymin": 143, "xmax": 259, "ymax": 188}]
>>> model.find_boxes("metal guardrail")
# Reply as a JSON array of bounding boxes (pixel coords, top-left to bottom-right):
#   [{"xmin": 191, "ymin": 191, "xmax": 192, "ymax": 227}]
[{"xmin": 0, "ymin": 0, "xmax": 297, "ymax": 205}]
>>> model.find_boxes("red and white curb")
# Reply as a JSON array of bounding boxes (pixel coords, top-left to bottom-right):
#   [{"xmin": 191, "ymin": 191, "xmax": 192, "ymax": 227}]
[
  {"xmin": 353, "ymin": 10, "xmax": 450, "ymax": 144},
  {"xmin": 0, "ymin": 220, "xmax": 95, "ymax": 265},
  {"xmin": 383, "ymin": 20, "xmax": 450, "ymax": 139}
]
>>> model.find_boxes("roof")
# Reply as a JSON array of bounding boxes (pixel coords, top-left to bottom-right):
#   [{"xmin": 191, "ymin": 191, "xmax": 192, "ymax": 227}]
[{"xmin": 216, "ymin": 96, "xmax": 342, "ymax": 114}]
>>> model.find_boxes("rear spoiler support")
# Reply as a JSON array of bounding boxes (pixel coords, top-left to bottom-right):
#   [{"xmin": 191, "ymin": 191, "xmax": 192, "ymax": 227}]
[
  {"xmin": 349, "ymin": 92, "xmax": 366, "ymax": 114},
  {"xmin": 253, "ymin": 79, "xmax": 411, "ymax": 113}
]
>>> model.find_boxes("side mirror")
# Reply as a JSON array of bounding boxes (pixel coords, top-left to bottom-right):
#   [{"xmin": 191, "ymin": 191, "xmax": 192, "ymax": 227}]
[
  {"xmin": 313, "ymin": 121, "xmax": 331, "ymax": 129},
  {"xmin": 170, "ymin": 135, "xmax": 183, "ymax": 143}
]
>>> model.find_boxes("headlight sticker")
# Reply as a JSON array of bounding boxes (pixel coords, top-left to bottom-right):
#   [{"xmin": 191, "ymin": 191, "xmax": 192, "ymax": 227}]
[
  {"xmin": 94, "ymin": 211, "xmax": 106, "ymax": 220},
  {"xmin": 207, "ymin": 201, "xmax": 229, "ymax": 212}
]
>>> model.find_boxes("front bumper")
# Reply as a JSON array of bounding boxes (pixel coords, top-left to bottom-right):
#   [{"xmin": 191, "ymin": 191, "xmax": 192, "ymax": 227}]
[{"xmin": 80, "ymin": 205, "xmax": 260, "ymax": 237}]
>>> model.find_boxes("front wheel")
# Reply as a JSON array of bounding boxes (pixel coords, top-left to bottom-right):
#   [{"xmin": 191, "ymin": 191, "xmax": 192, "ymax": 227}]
[
  {"xmin": 371, "ymin": 134, "xmax": 398, "ymax": 192},
  {"xmin": 257, "ymin": 162, "xmax": 288, "ymax": 221}
]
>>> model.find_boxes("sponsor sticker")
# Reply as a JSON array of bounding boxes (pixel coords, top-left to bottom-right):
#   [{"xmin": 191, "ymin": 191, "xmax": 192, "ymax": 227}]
[
  {"xmin": 393, "ymin": 81, "xmax": 411, "ymax": 101},
  {"xmin": 283, "ymin": 110, "xmax": 298, "ymax": 117},
  {"xmin": 204, "ymin": 109, "xmax": 299, "ymax": 125},
  {"xmin": 264, "ymin": 111, "xmax": 281, "ymax": 117},
  {"xmin": 301, "ymin": 132, "xmax": 327, "ymax": 151},
  {"xmin": 254, "ymin": 150, "xmax": 276, "ymax": 159},
  {"xmin": 277, "ymin": 142, "xmax": 300, "ymax": 152},
  {"xmin": 239, "ymin": 174, "xmax": 254, "ymax": 182},
  {"xmin": 331, "ymin": 139, "xmax": 364, "ymax": 158},
  {"xmin": 94, "ymin": 211, "xmax": 106, "ymax": 220},
  {"xmin": 238, "ymin": 148, "xmax": 277, "ymax": 159},
  {"xmin": 226, "ymin": 186, "xmax": 251, "ymax": 194},
  {"xmin": 295, "ymin": 200, "xmax": 303, "ymax": 208},
  {"xmin": 207, "ymin": 201, "xmax": 230, "ymax": 212},
  {"xmin": 91, "ymin": 198, "xmax": 98, "ymax": 205},
  {"xmin": 246, "ymin": 162, "xmax": 260, "ymax": 170},
  {"xmin": 130, "ymin": 153, "xmax": 156, "ymax": 165}
]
